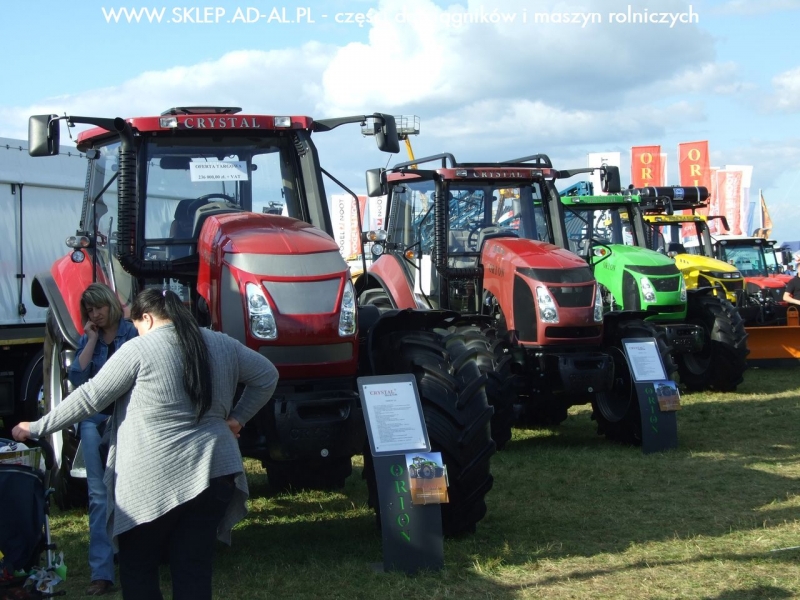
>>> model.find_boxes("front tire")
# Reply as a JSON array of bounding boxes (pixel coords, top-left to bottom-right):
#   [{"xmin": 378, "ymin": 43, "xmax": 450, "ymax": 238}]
[
  {"xmin": 368, "ymin": 329, "xmax": 495, "ymax": 536},
  {"xmin": 44, "ymin": 310, "xmax": 86, "ymax": 510},
  {"xmin": 593, "ymin": 318, "xmax": 677, "ymax": 445},
  {"xmin": 678, "ymin": 295, "xmax": 749, "ymax": 392}
]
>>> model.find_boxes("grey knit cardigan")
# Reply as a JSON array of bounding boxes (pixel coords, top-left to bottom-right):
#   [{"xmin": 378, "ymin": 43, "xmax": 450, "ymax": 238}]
[{"xmin": 30, "ymin": 325, "xmax": 278, "ymax": 548}]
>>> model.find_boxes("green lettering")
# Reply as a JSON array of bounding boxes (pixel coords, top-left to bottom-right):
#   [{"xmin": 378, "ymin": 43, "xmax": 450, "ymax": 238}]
[
  {"xmin": 397, "ymin": 513, "xmax": 410, "ymax": 527},
  {"xmin": 390, "ymin": 464, "xmax": 405, "ymax": 477},
  {"xmin": 395, "ymin": 481, "xmax": 408, "ymax": 493},
  {"xmin": 398, "ymin": 496, "xmax": 405, "ymax": 510},
  {"xmin": 400, "ymin": 531, "xmax": 411, "ymax": 542}
]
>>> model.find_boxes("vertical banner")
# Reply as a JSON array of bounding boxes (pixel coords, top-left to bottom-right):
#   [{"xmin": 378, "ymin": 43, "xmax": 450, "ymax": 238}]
[
  {"xmin": 660, "ymin": 153, "xmax": 668, "ymax": 186},
  {"xmin": 725, "ymin": 165, "xmax": 753, "ymax": 237},
  {"xmin": 330, "ymin": 194, "xmax": 367, "ymax": 261},
  {"xmin": 678, "ymin": 141, "xmax": 711, "ymax": 188},
  {"xmin": 706, "ymin": 166, "xmax": 721, "ymax": 234},
  {"xmin": 716, "ymin": 170, "xmax": 744, "ymax": 235},
  {"xmin": 588, "ymin": 152, "xmax": 621, "ymax": 195},
  {"xmin": 631, "ymin": 146, "xmax": 662, "ymax": 188},
  {"xmin": 367, "ymin": 194, "xmax": 387, "ymax": 231}
]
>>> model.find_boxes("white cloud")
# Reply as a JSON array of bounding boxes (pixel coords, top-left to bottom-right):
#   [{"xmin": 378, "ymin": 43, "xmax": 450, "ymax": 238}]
[
  {"xmin": 655, "ymin": 62, "xmax": 752, "ymax": 95},
  {"xmin": 711, "ymin": 0, "xmax": 800, "ymax": 15},
  {"xmin": 765, "ymin": 67, "xmax": 800, "ymax": 113}
]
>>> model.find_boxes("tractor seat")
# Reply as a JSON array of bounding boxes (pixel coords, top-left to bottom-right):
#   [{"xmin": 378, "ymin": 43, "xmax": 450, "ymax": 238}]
[{"xmin": 667, "ymin": 242, "xmax": 687, "ymax": 257}]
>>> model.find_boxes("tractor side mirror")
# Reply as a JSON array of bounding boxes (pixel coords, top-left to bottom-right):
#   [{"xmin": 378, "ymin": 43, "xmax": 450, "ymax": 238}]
[
  {"xmin": 601, "ymin": 166, "xmax": 621, "ymax": 193},
  {"xmin": 372, "ymin": 113, "xmax": 400, "ymax": 154},
  {"xmin": 28, "ymin": 114, "xmax": 60, "ymax": 156},
  {"xmin": 366, "ymin": 168, "xmax": 387, "ymax": 197}
]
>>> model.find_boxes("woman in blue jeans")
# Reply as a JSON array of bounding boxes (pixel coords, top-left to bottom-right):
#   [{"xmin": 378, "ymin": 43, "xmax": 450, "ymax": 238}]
[{"xmin": 69, "ymin": 283, "xmax": 137, "ymax": 596}]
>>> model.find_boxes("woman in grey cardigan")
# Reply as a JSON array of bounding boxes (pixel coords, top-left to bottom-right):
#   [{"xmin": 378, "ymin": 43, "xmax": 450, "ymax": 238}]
[{"xmin": 13, "ymin": 288, "xmax": 279, "ymax": 600}]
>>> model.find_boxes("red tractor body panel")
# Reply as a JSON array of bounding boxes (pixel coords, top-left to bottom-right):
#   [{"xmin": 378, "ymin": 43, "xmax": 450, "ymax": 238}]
[
  {"xmin": 482, "ymin": 238, "xmax": 602, "ymax": 346},
  {"xmin": 198, "ymin": 213, "xmax": 357, "ymax": 380},
  {"xmin": 367, "ymin": 254, "xmax": 417, "ymax": 309},
  {"xmin": 51, "ymin": 250, "xmax": 111, "ymax": 335}
]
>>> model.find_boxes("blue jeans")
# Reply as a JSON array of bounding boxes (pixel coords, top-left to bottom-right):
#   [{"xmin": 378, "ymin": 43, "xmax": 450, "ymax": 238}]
[{"xmin": 80, "ymin": 414, "xmax": 115, "ymax": 583}]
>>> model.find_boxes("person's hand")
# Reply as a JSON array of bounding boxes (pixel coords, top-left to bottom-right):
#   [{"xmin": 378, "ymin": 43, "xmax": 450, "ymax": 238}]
[
  {"xmin": 226, "ymin": 417, "xmax": 243, "ymax": 439},
  {"xmin": 12, "ymin": 422, "xmax": 31, "ymax": 442},
  {"xmin": 84, "ymin": 320, "xmax": 99, "ymax": 342}
]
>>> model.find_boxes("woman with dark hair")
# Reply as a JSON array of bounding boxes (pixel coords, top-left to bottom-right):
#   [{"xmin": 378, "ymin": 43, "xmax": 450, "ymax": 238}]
[
  {"xmin": 71, "ymin": 283, "xmax": 137, "ymax": 596},
  {"xmin": 13, "ymin": 288, "xmax": 279, "ymax": 600}
]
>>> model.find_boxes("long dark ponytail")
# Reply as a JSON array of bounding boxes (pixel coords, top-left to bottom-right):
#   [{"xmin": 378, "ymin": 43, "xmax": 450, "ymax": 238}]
[{"xmin": 131, "ymin": 289, "xmax": 212, "ymax": 419}]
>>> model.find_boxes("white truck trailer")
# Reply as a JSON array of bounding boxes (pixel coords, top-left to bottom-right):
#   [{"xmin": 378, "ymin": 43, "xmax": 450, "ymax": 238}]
[{"xmin": 0, "ymin": 137, "xmax": 86, "ymax": 433}]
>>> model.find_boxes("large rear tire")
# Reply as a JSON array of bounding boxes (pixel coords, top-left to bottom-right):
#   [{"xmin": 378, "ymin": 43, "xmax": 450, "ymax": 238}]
[
  {"xmin": 678, "ymin": 295, "xmax": 749, "ymax": 392},
  {"xmin": 593, "ymin": 318, "xmax": 677, "ymax": 445},
  {"xmin": 441, "ymin": 324, "xmax": 515, "ymax": 450},
  {"xmin": 367, "ymin": 329, "xmax": 495, "ymax": 536},
  {"xmin": 44, "ymin": 310, "xmax": 86, "ymax": 510}
]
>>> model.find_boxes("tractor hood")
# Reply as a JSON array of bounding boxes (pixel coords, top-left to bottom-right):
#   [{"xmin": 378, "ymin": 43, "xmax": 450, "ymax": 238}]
[
  {"xmin": 675, "ymin": 254, "xmax": 738, "ymax": 274},
  {"xmin": 492, "ymin": 238, "xmax": 590, "ymax": 270},
  {"xmin": 200, "ymin": 213, "xmax": 341, "ymax": 256},
  {"xmin": 600, "ymin": 244, "xmax": 675, "ymax": 267}
]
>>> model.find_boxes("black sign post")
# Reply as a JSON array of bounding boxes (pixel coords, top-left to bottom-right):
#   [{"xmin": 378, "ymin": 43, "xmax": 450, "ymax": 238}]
[
  {"xmin": 621, "ymin": 338, "xmax": 679, "ymax": 454},
  {"xmin": 358, "ymin": 375, "xmax": 444, "ymax": 574}
]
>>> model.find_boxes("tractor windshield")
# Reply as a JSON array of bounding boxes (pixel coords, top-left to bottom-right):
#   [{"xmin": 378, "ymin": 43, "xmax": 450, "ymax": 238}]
[
  {"xmin": 141, "ymin": 135, "xmax": 304, "ymax": 258},
  {"xmin": 719, "ymin": 243, "xmax": 768, "ymax": 277},
  {"xmin": 445, "ymin": 182, "xmax": 549, "ymax": 254},
  {"xmin": 563, "ymin": 205, "xmax": 638, "ymax": 255}
]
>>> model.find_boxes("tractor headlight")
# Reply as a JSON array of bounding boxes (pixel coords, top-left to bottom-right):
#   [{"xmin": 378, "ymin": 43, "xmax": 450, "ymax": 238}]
[
  {"xmin": 640, "ymin": 277, "xmax": 657, "ymax": 303},
  {"xmin": 593, "ymin": 285, "xmax": 604, "ymax": 322},
  {"xmin": 706, "ymin": 270, "xmax": 742, "ymax": 280},
  {"xmin": 246, "ymin": 283, "xmax": 277, "ymax": 340},
  {"xmin": 338, "ymin": 279, "xmax": 357, "ymax": 336},
  {"xmin": 535, "ymin": 286, "xmax": 559, "ymax": 324},
  {"xmin": 679, "ymin": 275, "xmax": 687, "ymax": 303}
]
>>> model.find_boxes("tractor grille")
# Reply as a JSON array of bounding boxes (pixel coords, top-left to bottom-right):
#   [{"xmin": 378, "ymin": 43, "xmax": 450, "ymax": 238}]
[
  {"xmin": 650, "ymin": 276, "xmax": 681, "ymax": 292},
  {"xmin": 723, "ymin": 279, "xmax": 744, "ymax": 292},
  {"xmin": 545, "ymin": 326, "xmax": 602, "ymax": 339},
  {"xmin": 626, "ymin": 264, "xmax": 680, "ymax": 276},
  {"xmin": 547, "ymin": 284, "xmax": 594, "ymax": 308},
  {"xmin": 646, "ymin": 304, "xmax": 684, "ymax": 313}
]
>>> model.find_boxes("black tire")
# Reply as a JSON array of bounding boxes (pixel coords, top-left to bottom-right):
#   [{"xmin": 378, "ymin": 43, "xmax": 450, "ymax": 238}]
[
  {"xmin": 420, "ymin": 464, "xmax": 435, "ymax": 479},
  {"xmin": 593, "ymin": 318, "xmax": 677, "ymax": 445},
  {"xmin": 1, "ymin": 350, "xmax": 44, "ymax": 436},
  {"xmin": 44, "ymin": 310, "xmax": 87, "ymax": 510},
  {"xmin": 264, "ymin": 456, "xmax": 352, "ymax": 491},
  {"xmin": 367, "ymin": 329, "xmax": 495, "ymax": 536},
  {"xmin": 678, "ymin": 295, "xmax": 749, "ymax": 392},
  {"xmin": 442, "ymin": 324, "xmax": 515, "ymax": 450}
]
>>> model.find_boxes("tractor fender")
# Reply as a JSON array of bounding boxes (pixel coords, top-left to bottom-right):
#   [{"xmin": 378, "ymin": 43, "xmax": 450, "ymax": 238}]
[{"xmin": 31, "ymin": 272, "xmax": 81, "ymax": 350}]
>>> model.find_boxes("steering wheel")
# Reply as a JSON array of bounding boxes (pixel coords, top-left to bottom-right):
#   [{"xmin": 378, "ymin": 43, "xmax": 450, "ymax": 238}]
[{"xmin": 467, "ymin": 225, "xmax": 483, "ymax": 250}]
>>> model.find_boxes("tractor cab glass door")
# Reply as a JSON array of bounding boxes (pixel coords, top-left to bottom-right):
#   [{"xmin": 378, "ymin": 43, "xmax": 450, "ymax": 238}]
[
  {"xmin": 85, "ymin": 141, "xmax": 136, "ymax": 308},
  {"xmin": 385, "ymin": 178, "xmax": 438, "ymax": 305},
  {"xmin": 564, "ymin": 205, "xmax": 637, "ymax": 257},
  {"xmin": 718, "ymin": 243, "xmax": 768, "ymax": 277}
]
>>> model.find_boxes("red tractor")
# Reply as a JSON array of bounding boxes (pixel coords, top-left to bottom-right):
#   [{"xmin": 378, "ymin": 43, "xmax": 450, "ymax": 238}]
[
  {"xmin": 27, "ymin": 108, "xmax": 495, "ymax": 536},
  {"xmin": 358, "ymin": 153, "xmax": 674, "ymax": 446}
]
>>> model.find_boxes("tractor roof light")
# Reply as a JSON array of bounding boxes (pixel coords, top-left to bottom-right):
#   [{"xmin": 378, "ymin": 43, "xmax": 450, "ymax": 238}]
[
  {"xmin": 364, "ymin": 229, "xmax": 387, "ymax": 242},
  {"xmin": 159, "ymin": 116, "xmax": 179, "ymax": 128},
  {"xmin": 66, "ymin": 235, "xmax": 91, "ymax": 248},
  {"xmin": 246, "ymin": 283, "xmax": 277, "ymax": 340},
  {"xmin": 338, "ymin": 279, "xmax": 357, "ymax": 337},
  {"xmin": 273, "ymin": 116, "xmax": 292, "ymax": 128}
]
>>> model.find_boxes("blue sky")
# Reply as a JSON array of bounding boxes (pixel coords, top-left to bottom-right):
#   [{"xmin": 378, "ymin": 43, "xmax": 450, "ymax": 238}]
[{"xmin": 2, "ymin": 0, "xmax": 799, "ymax": 242}]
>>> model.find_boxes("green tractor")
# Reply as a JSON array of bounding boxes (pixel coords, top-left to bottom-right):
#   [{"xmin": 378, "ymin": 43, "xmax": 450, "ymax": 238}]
[
  {"xmin": 558, "ymin": 185, "xmax": 748, "ymax": 392},
  {"xmin": 409, "ymin": 456, "xmax": 445, "ymax": 479}
]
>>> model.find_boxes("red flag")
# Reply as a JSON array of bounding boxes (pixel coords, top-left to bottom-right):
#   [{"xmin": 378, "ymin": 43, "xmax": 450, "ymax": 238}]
[
  {"xmin": 678, "ymin": 141, "xmax": 711, "ymax": 188},
  {"xmin": 631, "ymin": 146, "xmax": 662, "ymax": 188}
]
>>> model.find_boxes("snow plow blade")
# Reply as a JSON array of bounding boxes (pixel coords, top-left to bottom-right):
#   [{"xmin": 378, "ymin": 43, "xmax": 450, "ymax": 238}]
[{"xmin": 746, "ymin": 308, "xmax": 800, "ymax": 365}]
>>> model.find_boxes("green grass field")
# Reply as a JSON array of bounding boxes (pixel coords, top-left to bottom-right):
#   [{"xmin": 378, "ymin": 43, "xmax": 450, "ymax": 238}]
[{"xmin": 42, "ymin": 366, "xmax": 800, "ymax": 599}]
